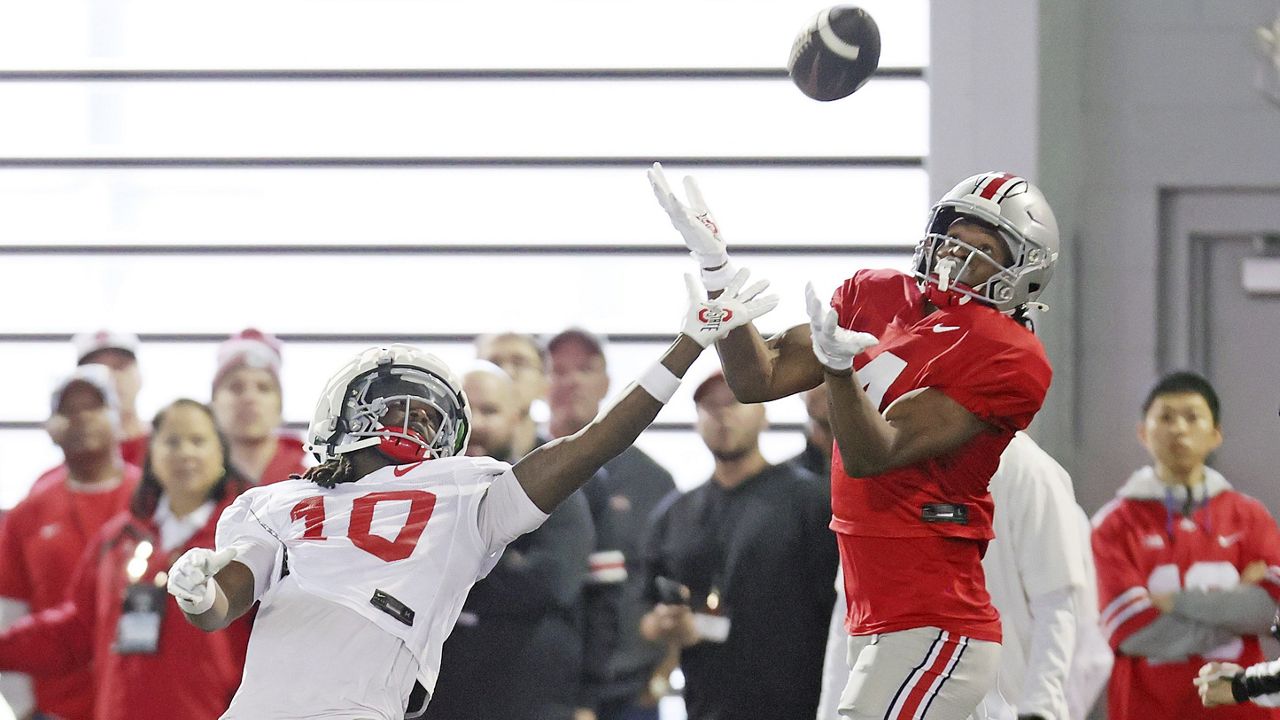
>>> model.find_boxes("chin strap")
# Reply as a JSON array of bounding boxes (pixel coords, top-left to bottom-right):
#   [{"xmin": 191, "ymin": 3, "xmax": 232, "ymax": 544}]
[{"xmin": 922, "ymin": 281, "xmax": 974, "ymax": 309}]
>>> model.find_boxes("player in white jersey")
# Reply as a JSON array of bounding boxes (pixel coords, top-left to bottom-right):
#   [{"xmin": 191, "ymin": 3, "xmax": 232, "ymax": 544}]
[{"xmin": 164, "ymin": 271, "xmax": 777, "ymax": 720}]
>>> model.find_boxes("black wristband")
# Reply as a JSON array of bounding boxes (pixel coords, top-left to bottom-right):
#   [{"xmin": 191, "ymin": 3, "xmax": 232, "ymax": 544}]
[{"xmin": 1232, "ymin": 672, "xmax": 1251, "ymax": 704}]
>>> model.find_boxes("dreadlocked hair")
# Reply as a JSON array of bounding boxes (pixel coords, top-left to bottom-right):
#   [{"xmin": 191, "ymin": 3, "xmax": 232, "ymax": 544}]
[
  {"xmin": 303, "ymin": 454, "xmax": 360, "ymax": 489},
  {"xmin": 1010, "ymin": 305, "xmax": 1035, "ymax": 332}
]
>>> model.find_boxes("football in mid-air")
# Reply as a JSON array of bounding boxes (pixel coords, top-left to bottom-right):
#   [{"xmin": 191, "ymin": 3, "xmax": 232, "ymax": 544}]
[{"xmin": 787, "ymin": 6, "xmax": 881, "ymax": 102}]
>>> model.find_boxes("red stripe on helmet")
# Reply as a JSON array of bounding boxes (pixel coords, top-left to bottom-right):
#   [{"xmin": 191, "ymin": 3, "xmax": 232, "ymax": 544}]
[{"xmin": 978, "ymin": 173, "xmax": 1016, "ymax": 200}]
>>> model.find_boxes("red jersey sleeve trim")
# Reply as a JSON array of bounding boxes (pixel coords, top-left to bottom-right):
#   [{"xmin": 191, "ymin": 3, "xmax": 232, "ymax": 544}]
[{"xmin": 1100, "ymin": 585, "xmax": 1159, "ymax": 650}]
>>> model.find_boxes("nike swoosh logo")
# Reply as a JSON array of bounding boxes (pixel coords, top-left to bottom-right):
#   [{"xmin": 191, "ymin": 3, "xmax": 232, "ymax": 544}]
[
  {"xmin": 1219, "ymin": 533, "xmax": 1244, "ymax": 547},
  {"xmin": 932, "ymin": 325, "xmax": 961, "ymax": 333},
  {"xmin": 393, "ymin": 461, "xmax": 425, "ymax": 477}
]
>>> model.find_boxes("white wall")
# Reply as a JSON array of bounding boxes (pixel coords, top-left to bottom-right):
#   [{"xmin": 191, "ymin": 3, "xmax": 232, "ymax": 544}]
[{"xmin": 0, "ymin": 0, "xmax": 932, "ymax": 506}]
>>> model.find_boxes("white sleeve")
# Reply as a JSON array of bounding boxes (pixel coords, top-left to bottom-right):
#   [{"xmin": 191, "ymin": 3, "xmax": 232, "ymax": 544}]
[
  {"xmin": 1066, "ymin": 507, "xmax": 1112, "ymax": 720},
  {"xmin": 215, "ymin": 490, "xmax": 282, "ymax": 603},
  {"xmin": 1020, "ymin": 587, "xmax": 1076, "ymax": 720},
  {"xmin": 816, "ymin": 573, "xmax": 850, "ymax": 720},
  {"xmin": 0, "ymin": 598, "xmax": 32, "ymax": 718},
  {"xmin": 999, "ymin": 435, "xmax": 1088, "ymax": 720},
  {"xmin": 476, "ymin": 467, "xmax": 549, "ymax": 555}
]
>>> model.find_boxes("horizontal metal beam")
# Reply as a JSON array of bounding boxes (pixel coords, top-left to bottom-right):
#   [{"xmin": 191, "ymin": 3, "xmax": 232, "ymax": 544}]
[
  {"xmin": 0, "ymin": 243, "xmax": 915, "ymax": 256},
  {"xmin": 0, "ymin": 332, "xmax": 682, "ymax": 344},
  {"xmin": 0, "ymin": 419, "xmax": 806, "ymax": 433},
  {"xmin": 0, "ymin": 156, "xmax": 923, "ymax": 169},
  {"xmin": 0, "ymin": 67, "xmax": 924, "ymax": 82}
]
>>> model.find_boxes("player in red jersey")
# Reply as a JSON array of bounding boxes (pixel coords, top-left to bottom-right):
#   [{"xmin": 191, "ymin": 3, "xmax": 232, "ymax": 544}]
[
  {"xmin": 649, "ymin": 164, "xmax": 1059, "ymax": 719},
  {"xmin": 1093, "ymin": 371, "xmax": 1280, "ymax": 720}
]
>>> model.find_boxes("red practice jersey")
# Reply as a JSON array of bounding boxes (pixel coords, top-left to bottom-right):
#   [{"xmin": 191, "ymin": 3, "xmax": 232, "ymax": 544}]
[
  {"xmin": 828, "ymin": 269, "xmax": 1052, "ymax": 642},
  {"xmin": 1093, "ymin": 481, "xmax": 1280, "ymax": 720},
  {"xmin": 0, "ymin": 465, "xmax": 140, "ymax": 720}
]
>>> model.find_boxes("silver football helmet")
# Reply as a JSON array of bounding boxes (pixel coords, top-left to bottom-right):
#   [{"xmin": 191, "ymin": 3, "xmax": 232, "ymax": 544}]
[
  {"xmin": 912, "ymin": 172, "xmax": 1060, "ymax": 313},
  {"xmin": 305, "ymin": 345, "xmax": 471, "ymax": 464}
]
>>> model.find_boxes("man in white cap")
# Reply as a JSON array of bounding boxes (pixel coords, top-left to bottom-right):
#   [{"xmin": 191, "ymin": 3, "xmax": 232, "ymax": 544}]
[
  {"xmin": 210, "ymin": 329, "xmax": 307, "ymax": 485},
  {"xmin": 0, "ymin": 365, "xmax": 141, "ymax": 720},
  {"xmin": 71, "ymin": 330, "xmax": 147, "ymax": 467}
]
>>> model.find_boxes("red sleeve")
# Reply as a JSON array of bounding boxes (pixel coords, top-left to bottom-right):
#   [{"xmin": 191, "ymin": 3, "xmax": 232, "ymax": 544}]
[
  {"xmin": 831, "ymin": 269, "xmax": 915, "ymax": 336},
  {"xmin": 0, "ymin": 510, "xmax": 33, "ymax": 601},
  {"xmin": 932, "ymin": 343, "xmax": 1051, "ymax": 431},
  {"xmin": 0, "ymin": 538, "xmax": 96, "ymax": 674},
  {"xmin": 1091, "ymin": 506, "xmax": 1160, "ymax": 652}
]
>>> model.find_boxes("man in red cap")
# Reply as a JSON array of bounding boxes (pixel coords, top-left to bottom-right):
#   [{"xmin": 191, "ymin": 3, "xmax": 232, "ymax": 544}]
[
  {"xmin": 0, "ymin": 365, "xmax": 141, "ymax": 720},
  {"xmin": 210, "ymin": 329, "xmax": 306, "ymax": 485}
]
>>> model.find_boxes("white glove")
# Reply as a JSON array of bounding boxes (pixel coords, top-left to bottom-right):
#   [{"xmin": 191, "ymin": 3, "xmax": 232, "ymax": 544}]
[
  {"xmin": 648, "ymin": 162, "xmax": 736, "ymax": 291},
  {"xmin": 682, "ymin": 269, "xmax": 778, "ymax": 347},
  {"xmin": 167, "ymin": 547, "xmax": 236, "ymax": 615},
  {"xmin": 804, "ymin": 282, "xmax": 879, "ymax": 372}
]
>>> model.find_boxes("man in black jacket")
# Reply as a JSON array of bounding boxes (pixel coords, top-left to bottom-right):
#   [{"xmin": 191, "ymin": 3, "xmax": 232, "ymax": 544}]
[
  {"xmin": 547, "ymin": 328, "xmax": 677, "ymax": 720},
  {"xmin": 424, "ymin": 364, "xmax": 596, "ymax": 720},
  {"xmin": 640, "ymin": 372, "xmax": 837, "ymax": 720}
]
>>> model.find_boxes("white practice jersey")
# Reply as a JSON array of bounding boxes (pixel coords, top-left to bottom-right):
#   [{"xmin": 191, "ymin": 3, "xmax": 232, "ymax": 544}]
[{"xmin": 215, "ymin": 455, "xmax": 548, "ymax": 712}]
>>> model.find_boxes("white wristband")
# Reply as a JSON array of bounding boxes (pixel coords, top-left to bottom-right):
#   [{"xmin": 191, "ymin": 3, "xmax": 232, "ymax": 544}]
[
  {"xmin": 637, "ymin": 361, "xmax": 681, "ymax": 404},
  {"xmin": 177, "ymin": 578, "xmax": 219, "ymax": 615},
  {"xmin": 699, "ymin": 259, "xmax": 738, "ymax": 293}
]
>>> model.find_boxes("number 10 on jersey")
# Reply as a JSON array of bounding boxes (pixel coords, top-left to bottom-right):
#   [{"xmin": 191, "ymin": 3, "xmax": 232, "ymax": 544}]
[{"xmin": 290, "ymin": 490, "xmax": 437, "ymax": 563}]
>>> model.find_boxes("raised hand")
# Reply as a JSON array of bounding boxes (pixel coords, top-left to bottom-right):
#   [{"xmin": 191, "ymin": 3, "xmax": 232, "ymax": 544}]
[
  {"xmin": 682, "ymin": 269, "xmax": 778, "ymax": 347},
  {"xmin": 649, "ymin": 162, "xmax": 736, "ymax": 291},
  {"xmin": 804, "ymin": 282, "xmax": 879, "ymax": 372}
]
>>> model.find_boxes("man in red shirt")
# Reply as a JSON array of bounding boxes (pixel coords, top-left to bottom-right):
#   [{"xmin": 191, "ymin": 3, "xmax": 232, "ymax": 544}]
[
  {"xmin": 649, "ymin": 164, "xmax": 1058, "ymax": 719},
  {"xmin": 31, "ymin": 331, "xmax": 147, "ymax": 497},
  {"xmin": 210, "ymin": 329, "xmax": 307, "ymax": 485},
  {"xmin": 0, "ymin": 365, "xmax": 141, "ymax": 720},
  {"xmin": 1093, "ymin": 371, "xmax": 1280, "ymax": 719}
]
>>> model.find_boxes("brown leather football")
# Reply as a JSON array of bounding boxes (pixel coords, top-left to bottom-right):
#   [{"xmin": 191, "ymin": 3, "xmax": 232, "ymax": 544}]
[{"xmin": 787, "ymin": 6, "xmax": 882, "ymax": 102}]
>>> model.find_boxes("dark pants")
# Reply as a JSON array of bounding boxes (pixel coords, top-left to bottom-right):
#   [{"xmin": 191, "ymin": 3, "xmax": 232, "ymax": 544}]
[{"xmin": 596, "ymin": 697, "xmax": 660, "ymax": 720}]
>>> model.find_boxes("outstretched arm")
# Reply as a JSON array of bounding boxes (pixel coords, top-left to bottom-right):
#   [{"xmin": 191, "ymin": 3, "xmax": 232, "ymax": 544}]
[{"xmin": 514, "ymin": 271, "xmax": 778, "ymax": 512}]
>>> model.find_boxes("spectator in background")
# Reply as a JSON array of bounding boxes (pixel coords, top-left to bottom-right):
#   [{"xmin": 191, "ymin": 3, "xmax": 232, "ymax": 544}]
[
  {"xmin": 640, "ymin": 372, "xmax": 836, "ymax": 720},
  {"xmin": 0, "ymin": 365, "xmax": 141, "ymax": 720},
  {"xmin": 1092, "ymin": 371, "xmax": 1280, "ymax": 720},
  {"xmin": 476, "ymin": 332, "xmax": 549, "ymax": 453},
  {"xmin": 547, "ymin": 328, "xmax": 676, "ymax": 720},
  {"xmin": 0, "ymin": 399, "xmax": 252, "ymax": 720},
  {"xmin": 788, "ymin": 386, "xmax": 833, "ymax": 483},
  {"xmin": 425, "ymin": 363, "xmax": 596, "ymax": 720},
  {"xmin": 210, "ymin": 329, "xmax": 306, "ymax": 485},
  {"xmin": 72, "ymin": 330, "xmax": 148, "ymax": 467}
]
